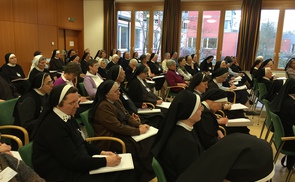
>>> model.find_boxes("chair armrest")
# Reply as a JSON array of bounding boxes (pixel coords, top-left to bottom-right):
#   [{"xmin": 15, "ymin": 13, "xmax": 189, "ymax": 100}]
[
  {"xmin": 85, "ymin": 136, "xmax": 126, "ymax": 153},
  {"xmin": 0, "ymin": 125, "xmax": 29, "ymax": 145},
  {"xmin": 218, "ymin": 126, "xmax": 227, "ymax": 136},
  {"xmin": 281, "ymin": 136, "xmax": 295, "ymax": 141},
  {"xmin": 226, "ymin": 90, "xmax": 236, "ymax": 103},
  {"xmin": 216, "ymin": 110, "xmax": 225, "ymax": 118},
  {"xmin": 145, "ymin": 102, "xmax": 155, "ymax": 109},
  {"xmin": 1, "ymin": 134, "xmax": 23, "ymax": 149},
  {"xmin": 167, "ymin": 86, "xmax": 186, "ymax": 89}
]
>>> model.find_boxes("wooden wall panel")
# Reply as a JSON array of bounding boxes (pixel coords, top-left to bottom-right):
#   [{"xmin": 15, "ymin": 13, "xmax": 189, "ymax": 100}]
[
  {"xmin": 37, "ymin": 0, "xmax": 57, "ymax": 26},
  {"xmin": 65, "ymin": 30, "xmax": 79, "ymax": 53},
  {"xmin": 14, "ymin": 23, "xmax": 39, "ymax": 75},
  {"xmin": 0, "ymin": 21, "xmax": 15, "ymax": 65},
  {"xmin": 0, "ymin": 0, "xmax": 13, "ymax": 21},
  {"xmin": 57, "ymin": 0, "xmax": 84, "ymax": 30},
  {"xmin": 58, "ymin": 29, "xmax": 66, "ymax": 60},
  {"xmin": 38, "ymin": 25, "xmax": 58, "ymax": 59},
  {"xmin": 13, "ymin": 0, "xmax": 37, "ymax": 23}
]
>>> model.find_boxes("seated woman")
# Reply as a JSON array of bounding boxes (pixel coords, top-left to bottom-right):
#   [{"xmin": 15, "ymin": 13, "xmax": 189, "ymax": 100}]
[
  {"xmin": 49, "ymin": 49, "xmax": 64, "ymax": 80},
  {"xmin": 107, "ymin": 65, "xmax": 164, "ymax": 128},
  {"xmin": 165, "ymin": 59, "xmax": 188, "ymax": 93},
  {"xmin": 1, "ymin": 53, "xmax": 30, "ymax": 95},
  {"xmin": 200, "ymin": 55, "xmax": 214, "ymax": 73},
  {"xmin": 147, "ymin": 53, "xmax": 166, "ymax": 93},
  {"xmin": 83, "ymin": 59, "xmax": 104, "ymax": 99},
  {"xmin": 270, "ymin": 79, "xmax": 295, "ymax": 169},
  {"xmin": 257, "ymin": 67, "xmax": 283, "ymax": 102},
  {"xmin": 53, "ymin": 62, "xmax": 81, "ymax": 87},
  {"xmin": 13, "ymin": 73, "xmax": 53, "ymax": 147},
  {"xmin": 194, "ymin": 88, "xmax": 228, "ymax": 150},
  {"xmin": 184, "ymin": 55, "xmax": 197, "ymax": 76},
  {"xmin": 250, "ymin": 59, "xmax": 262, "ymax": 79},
  {"xmin": 89, "ymin": 80, "xmax": 155, "ymax": 181},
  {"xmin": 177, "ymin": 57, "xmax": 192, "ymax": 81},
  {"xmin": 98, "ymin": 58, "xmax": 108, "ymax": 79},
  {"xmin": 187, "ymin": 72, "xmax": 210, "ymax": 96},
  {"xmin": 28, "ymin": 55, "xmax": 49, "ymax": 84},
  {"xmin": 152, "ymin": 90, "xmax": 274, "ymax": 182},
  {"xmin": 80, "ymin": 52, "xmax": 91, "ymax": 74},
  {"xmin": 285, "ymin": 57, "xmax": 295, "ymax": 79},
  {"xmin": 128, "ymin": 64, "xmax": 163, "ymax": 107},
  {"xmin": 32, "ymin": 84, "xmax": 137, "ymax": 182}
]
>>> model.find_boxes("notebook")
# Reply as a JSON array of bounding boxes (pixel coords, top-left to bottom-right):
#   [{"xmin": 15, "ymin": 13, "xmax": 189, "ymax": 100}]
[
  {"xmin": 137, "ymin": 108, "xmax": 161, "ymax": 114},
  {"xmin": 156, "ymin": 101, "xmax": 171, "ymax": 109},
  {"xmin": 229, "ymin": 103, "xmax": 248, "ymax": 111},
  {"xmin": 131, "ymin": 126, "xmax": 158, "ymax": 142},
  {"xmin": 226, "ymin": 118, "xmax": 253, "ymax": 127},
  {"xmin": 89, "ymin": 153, "xmax": 134, "ymax": 174}
]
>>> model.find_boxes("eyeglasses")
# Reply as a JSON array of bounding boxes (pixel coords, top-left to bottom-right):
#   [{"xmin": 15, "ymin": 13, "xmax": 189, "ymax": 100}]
[{"xmin": 65, "ymin": 100, "xmax": 80, "ymax": 106}]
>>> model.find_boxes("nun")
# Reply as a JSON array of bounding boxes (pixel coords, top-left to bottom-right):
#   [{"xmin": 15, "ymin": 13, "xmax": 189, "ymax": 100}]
[
  {"xmin": 194, "ymin": 88, "xmax": 228, "ymax": 150},
  {"xmin": 188, "ymin": 72, "xmax": 210, "ymax": 95},
  {"xmin": 107, "ymin": 65, "xmax": 164, "ymax": 128},
  {"xmin": 49, "ymin": 49, "xmax": 64, "ymax": 80},
  {"xmin": 128, "ymin": 64, "xmax": 163, "ymax": 107},
  {"xmin": 89, "ymin": 80, "xmax": 155, "ymax": 181},
  {"xmin": 200, "ymin": 55, "xmax": 214, "ymax": 72},
  {"xmin": 28, "ymin": 55, "xmax": 49, "ymax": 84},
  {"xmin": 13, "ymin": 72, "xmax": 53, "ymax": 144},
  {"xmin": 152, "ymin": 90, "xmax": 274, "ymax": 182},
  {"xmin": 1, "ymin": 53, "xmax": 29, "ymax": 95},
  {"xmin": 32, "ymin": 84, "xmax": 137, "ymax": 182},
  {"xmin": 270, "ymin": 79, "xmax": 295, "ymax": 169}
]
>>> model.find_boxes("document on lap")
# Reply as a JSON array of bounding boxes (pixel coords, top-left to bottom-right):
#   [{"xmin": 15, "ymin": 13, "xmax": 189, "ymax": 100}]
[
  {"xmin": 131, "ymin": 126, "xmax": 158, "ymax": 142},
  {"xmin": 90, "ymin": 153, "xmax": 134, "ymax": 174}
]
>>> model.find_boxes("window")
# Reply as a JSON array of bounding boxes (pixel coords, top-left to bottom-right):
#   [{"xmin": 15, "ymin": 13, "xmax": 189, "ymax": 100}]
[
  {"xmin": 117, "ymin": 11, "xmax": 131, "ymax": 52},
  {"xmin": 203, "ymin": 38, "xmax": 217, "ymax": 49}
]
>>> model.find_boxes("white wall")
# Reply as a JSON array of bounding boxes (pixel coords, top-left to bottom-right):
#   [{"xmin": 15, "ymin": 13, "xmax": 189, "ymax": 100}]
[{"xmin": 84, "ymin": 0, "xmax": 104, "ymax": 56}]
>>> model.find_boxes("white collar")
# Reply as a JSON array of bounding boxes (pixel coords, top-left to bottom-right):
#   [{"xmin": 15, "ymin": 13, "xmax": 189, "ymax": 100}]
[
  {"xmin": 7, "ymin": 63, "xmax": 16, "ymax": 67},
  {"xmin": 53, "ymin": 107, "xmax": 71, "ymax": 122},
  {"xmin": 202, "ymin": 101, "xmax": 210, "ymax": 110},
  {"xmin": 36, "ymin": 67, "xmax": 44, "ymax": 72},
  {"xmin": 34, "ymin": 88, "xmax": 45, "ymax": 96},
  {"xmin": 176, "ymin": 121, "xmax": 193, "ymax": 131},
  {"xmin": 263, "ymin": 76, "xmax": 270, "ymax": 81},
  {"xmin": 61, "ymin": 74, "xmax": 74, "ymax": 86}
]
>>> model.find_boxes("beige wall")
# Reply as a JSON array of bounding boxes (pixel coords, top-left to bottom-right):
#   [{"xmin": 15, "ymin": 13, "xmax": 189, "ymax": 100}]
[{"xmin": 84, "ymin": 0, "xmax": 104, "ymax": 57}]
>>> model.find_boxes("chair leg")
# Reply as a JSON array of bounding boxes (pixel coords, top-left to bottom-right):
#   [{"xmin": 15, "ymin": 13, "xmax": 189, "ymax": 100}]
[
  {"xmin": 259, "ymin": 118, "xmax": 266, "ymax": 138},
  {"xmin": 285, "ymin": 166, "xmax": 294, "ymax": 182},
  {"xmin": 257, "ymin": 104, "xmax": 264, "ymax": 125}
]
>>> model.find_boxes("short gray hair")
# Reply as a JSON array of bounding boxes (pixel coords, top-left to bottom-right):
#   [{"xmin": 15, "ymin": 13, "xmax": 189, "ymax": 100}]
[{"xmin": 166, "ymin": 59, "xmax": 176, "ymax": 68}]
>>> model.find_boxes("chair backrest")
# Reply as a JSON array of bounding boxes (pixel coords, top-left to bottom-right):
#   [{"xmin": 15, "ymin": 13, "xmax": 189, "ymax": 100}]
[
  {"xmin": 80, "ymin": 109, "xmax": 94, "ymax": 137},
  {"xmin": 257, "ymin": 82, "xmax": 267, "ymax": 100},
  {"xmin": 293, "ymin": 125, "xmax": 295, "ymax": 135},
  {"xmin": 0, "ymin": 98, "xmax": 18, "ymax": 125},
  {"xmin": 152, "ymin": 157, "xmax": 167, "ymax": 182},
  {"xmin": 262, "ymin": 99, "xmax": 272, "ymax": 128},
  {"xmin": 269, "ymin": 111, "xmax": 285, "ymax": 150},
  {"xmin": 18, "ymin": 142, "xmax": 33, "ymax": 169},
  {"xmin": 78, "ymin": 82, "xmax": 88, "ymax": 96}
]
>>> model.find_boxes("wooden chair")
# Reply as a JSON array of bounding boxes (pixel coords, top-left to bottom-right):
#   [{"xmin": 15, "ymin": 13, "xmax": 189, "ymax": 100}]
[
  {"xmin": 80, "ymin": 110, "xmax": 126, "ymax": 153},
  {"xmin": 226, "ymin": 90, "xmax": 236, "ymax": 103},
  {"xmin": 0, "ymin": 125, "xmax": 29, "ymax": 146},
  {"xmin": 270, "ymin": 111, "xmax": 295, "ymax": 182},
  {"xmin": 1, "ymin": 134, "xmax": 23, "ymax": 149},
  {"xmin": 164, "ymin": 85, "xmax": 186, "ymax": 101}
]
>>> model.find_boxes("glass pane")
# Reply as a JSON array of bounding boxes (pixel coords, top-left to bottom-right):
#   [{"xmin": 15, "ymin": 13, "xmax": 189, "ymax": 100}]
[
  {"xmin": 180, "ymin": 11, "xmax": 198, "ymax": 57},
  {"xmin": 135, "ymin": 11, "xmax": 149, "ymax": 56},
  {"xmin": 117, "ymin": 11, "xmax": 131, "ymax": 52},
  {"xmin": 153, "ymin": 11, "xmax": 163, "ymax": 61},
  {"xmin": 200, "ymin": 11, "xmax": 220, "ymax": 64},
  {"xmin": 222, "ymin": 10, "xmax": 241, "ymax": 58},
  {"xmin": 257, "ymin": 10, "xmax": 279, "ymax": 61},
  {"xmin": 279, "ymin": 10, "xmax": 295, "ymax": 69}
]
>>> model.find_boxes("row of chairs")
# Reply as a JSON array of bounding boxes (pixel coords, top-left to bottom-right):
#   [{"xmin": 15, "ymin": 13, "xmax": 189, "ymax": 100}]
[{"xmin": 259, "ymin": 98, "xmax": 295, "ymax": 181}]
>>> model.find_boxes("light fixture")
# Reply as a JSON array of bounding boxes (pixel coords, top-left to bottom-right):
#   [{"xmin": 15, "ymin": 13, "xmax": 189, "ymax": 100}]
[{"xmin": 207, "ymin": 19, "xmax": 216, "ymax": 23}]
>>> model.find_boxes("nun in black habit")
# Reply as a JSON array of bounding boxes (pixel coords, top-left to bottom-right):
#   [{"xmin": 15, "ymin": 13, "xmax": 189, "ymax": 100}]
[
  {"xmin": 32, "ymin": 84, "xmax": 138, "ymax": 182},
  {"xmin": 106, "ymin": 65, "xmax": 164, "ymax": 128},
  {"xmin": 152, "ymin": 90, "xmax": 274, "ymax": 182}
]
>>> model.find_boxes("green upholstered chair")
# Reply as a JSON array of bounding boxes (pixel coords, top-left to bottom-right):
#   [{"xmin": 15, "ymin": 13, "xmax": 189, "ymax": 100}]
[
  {"xmin": 270, "ymin": 111, "xmax": 295, "ymax": 182},
  {"xmin": 152, "ymin": 157, "xmax": 167, "ymax": 182},
  {"xmin": 18, "ymin": 142, "xmax": 33, "ymax": 169},
  {"xmin": 78, "ymin": 82, "xmax": 88, "ymax": 97},
  {"xmin": 259, "ymin": 99, "xmax": 273, "ymax": 142}
]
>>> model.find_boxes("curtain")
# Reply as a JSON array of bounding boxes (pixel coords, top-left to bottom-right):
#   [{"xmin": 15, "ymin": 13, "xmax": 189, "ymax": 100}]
[
  {"xmin": 236, "ymin": 0, "xmax": 262, "ymax": 70},
  {"xmin": 161, "ymin": 0, "xmax": 181, "ymax": 60},
  {"xmin": 103, "ymin": 0, "xmax": 115, "ymax": 58}
]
